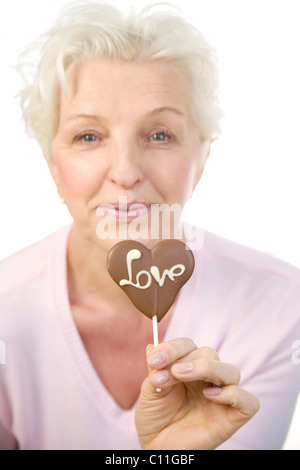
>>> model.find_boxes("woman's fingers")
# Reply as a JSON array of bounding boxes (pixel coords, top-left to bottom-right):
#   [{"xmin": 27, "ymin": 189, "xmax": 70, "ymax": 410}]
[
  {"xmin": 140, "ymin": 339, "xmax": 260, "ymax": 450},
  {"xmin": 203, "ymin": 384, "xmax": 260, "ymax": 420},
  {"xmin": 147, "ymin": 339, "xmax": 237, "ymax": 389},
  {"xmin": 147, "ymin": 338, "xmax": 199, "ymax": 370},
  {"xmin": 147, "ymin": 338, "xmax": 198, "ymax": 387},
  {"xmin": 150, "ymin": 357, "xmax": 240, "ymax": 389},
  {"xmin": 172, "ymin": 358, "xmax": 241, "ymax": 386}
]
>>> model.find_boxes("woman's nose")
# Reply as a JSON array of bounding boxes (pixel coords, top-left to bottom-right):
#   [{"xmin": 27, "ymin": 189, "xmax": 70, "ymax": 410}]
[{"xmin": 108, "ymin": 138, "xmax": 144, "ymax": 189}]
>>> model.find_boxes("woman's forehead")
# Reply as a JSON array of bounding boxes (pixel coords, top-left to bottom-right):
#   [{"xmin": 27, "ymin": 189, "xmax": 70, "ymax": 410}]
[{"xmin": 60, "ymin": 59, "xmax": 193, "ymax": 121}]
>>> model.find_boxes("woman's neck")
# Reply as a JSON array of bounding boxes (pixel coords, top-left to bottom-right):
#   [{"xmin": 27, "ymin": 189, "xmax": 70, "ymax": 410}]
[{"xmin": 66, "ymin": 225, "xmax": 123, "ymax": 307}]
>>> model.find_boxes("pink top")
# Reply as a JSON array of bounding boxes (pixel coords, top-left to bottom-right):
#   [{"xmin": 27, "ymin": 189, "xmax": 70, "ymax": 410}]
[{"xmin": 0, "ymin": 225, "xmax": 299, "ymax": 450}]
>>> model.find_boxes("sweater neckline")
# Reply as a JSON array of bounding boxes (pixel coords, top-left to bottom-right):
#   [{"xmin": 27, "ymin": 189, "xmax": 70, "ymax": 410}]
[{"xmin": 51, "ymin": 225, "xmax": 199, "ymax": 424}]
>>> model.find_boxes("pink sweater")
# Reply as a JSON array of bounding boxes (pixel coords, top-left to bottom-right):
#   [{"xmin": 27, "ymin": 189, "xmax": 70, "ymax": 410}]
[{"xmin": 0, "ymin": 225, "xmax": 299, "ymax": 450}]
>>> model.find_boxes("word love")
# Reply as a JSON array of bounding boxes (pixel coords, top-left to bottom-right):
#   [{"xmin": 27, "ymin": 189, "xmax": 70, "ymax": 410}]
[
  {"xmin": 119, "ymin": 249, "xmax": 185, "ymax": 289},
  {"xmin": 107, "ymin": 240, "xmax": 195, "ymax": 321}
]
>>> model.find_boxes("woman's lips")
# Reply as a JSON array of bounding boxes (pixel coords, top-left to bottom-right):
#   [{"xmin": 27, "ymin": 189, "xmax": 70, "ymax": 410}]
[{"xmin": 98, "ymin": 202, "xmax": 152, "ymax": 221}]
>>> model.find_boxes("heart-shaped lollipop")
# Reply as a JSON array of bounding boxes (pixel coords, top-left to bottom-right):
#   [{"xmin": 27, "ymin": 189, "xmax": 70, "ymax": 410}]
[{"xmin": 107, "ymin": 239, "xmax": 195, "ymax": 322}]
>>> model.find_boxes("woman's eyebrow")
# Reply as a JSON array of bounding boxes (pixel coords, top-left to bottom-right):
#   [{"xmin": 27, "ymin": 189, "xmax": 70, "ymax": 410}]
[
  {"xmin": 146, "ymin": 106, "xmax": 185, "ymax": 118},
  {"xmin": 65, "ymin": 113, "xmax": 105, "ymax": 123},
  {"xmin": 65, "ymin": 107, "xmax": 185, "ymax": 124}
]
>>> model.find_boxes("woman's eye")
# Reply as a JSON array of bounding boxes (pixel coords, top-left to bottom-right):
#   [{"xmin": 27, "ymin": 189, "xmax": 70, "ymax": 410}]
[
  {"xmin": 74, "ymin": 133, "xmax": 99, "ymax": 144},
  {"xmin": 82, "ymin": 134, "xmax": 97, "ymax": 142},
  {"xmin": 148, "ymin": 131, "xmax": 172, "ymax": 143}
]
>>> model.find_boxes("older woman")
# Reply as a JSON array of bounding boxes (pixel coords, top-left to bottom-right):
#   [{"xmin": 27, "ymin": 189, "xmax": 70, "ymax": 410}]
[{"xmin": 0, "ymin": 1, "xmax": 299, "ymax": 450}]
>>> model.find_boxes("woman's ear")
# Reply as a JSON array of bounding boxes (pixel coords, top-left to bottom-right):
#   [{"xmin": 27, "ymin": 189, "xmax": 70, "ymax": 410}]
[
  {"xmin": 43, "ymin": 151, "xmax": 63, "ymax": 198},
  {"xmin": 193, "ymin": 141, "xmax": 211, "ymax": 191}
]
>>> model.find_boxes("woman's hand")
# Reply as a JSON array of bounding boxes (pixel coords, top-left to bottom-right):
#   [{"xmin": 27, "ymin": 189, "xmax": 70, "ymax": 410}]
[{"xmin": 135, "ymin": 338, "xmax": 260, "ymax": 450}]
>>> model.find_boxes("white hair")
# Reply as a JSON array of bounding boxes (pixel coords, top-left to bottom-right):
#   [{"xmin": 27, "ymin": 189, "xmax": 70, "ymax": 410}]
[{"xmin": 17, "ymin": 1, "xmax": 223, "ymax": 158}]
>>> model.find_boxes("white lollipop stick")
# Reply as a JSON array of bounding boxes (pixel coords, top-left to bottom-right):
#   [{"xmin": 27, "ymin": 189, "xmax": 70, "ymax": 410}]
[
  {"xmin": 152, "ymin": 314, "xmax": 161, "ymax": 393},
  {"xmin": 152, "ymin": 314, "xmax": 159, "ymax": 346}
]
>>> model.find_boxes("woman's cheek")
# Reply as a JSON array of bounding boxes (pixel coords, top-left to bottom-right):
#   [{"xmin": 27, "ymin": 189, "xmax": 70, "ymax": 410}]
[{"xmin": 55, "ymin": 157, "xmax": 100, "ymax": 200}]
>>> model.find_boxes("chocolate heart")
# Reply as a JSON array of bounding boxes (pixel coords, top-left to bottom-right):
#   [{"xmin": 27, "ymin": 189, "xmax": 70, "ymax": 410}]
[{"xmin": 107, "ymin": 240, "xmax": 195, "ymax": 322}]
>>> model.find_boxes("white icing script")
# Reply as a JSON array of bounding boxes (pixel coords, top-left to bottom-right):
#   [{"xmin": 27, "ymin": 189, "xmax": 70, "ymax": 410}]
[{"xmin": 119, "ymin": 249, "xmax": 186, "ymax": 289}]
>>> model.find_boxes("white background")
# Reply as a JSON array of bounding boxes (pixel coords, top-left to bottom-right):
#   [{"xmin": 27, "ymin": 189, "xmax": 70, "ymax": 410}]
[{"xmin": 0, "ymin": 0, "xmax": 299, "ymax": 449}]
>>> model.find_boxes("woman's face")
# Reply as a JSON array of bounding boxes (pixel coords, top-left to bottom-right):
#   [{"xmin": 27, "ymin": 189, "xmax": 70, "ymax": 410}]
[{"xmin": 50, "ymin": 59, "xmax": 208, "ymax": 251}]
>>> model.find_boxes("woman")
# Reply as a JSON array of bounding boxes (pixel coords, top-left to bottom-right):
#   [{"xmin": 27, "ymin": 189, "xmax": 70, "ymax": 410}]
[{"xmin": 0, "ymin": 1, "xmax": 298, "ymax": 450}]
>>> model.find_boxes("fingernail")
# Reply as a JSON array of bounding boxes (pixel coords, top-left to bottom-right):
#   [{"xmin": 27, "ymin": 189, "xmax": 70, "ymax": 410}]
[
  {"xmin": 151, "ymin": 370, "xmax": 170, "ymax": 386},
  {"xmin": 148, "ymin": 350, "xmax": 167, "ymax": 367},
  {"xmin": 172, "ymin": 362, "xmax": 194, "ymax": 374},
  {"xmin": 204, "ymin": 386, "xmax": 222, "ymax": 396}
]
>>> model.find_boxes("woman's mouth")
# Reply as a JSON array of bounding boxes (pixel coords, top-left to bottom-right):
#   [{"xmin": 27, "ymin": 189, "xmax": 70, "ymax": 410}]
[{"xmin": 98, "ymin": 200, "xmax": 152, "ymax": 222}]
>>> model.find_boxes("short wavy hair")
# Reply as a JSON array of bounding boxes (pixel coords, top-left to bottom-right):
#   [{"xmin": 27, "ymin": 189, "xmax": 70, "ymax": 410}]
[{"xmin": 17, "ymin": 1, "xmax": 222, "ymax": 158}]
